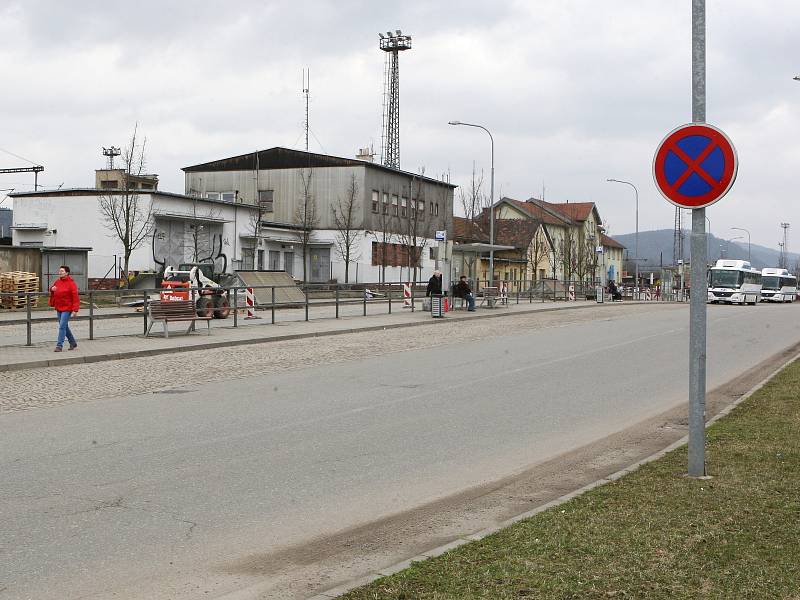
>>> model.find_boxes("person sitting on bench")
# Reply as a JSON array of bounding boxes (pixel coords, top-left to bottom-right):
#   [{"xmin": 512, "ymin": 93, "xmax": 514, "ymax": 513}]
[{"xmin": 453, "ymin": 276, "xmax": 476, "ymax": 311}]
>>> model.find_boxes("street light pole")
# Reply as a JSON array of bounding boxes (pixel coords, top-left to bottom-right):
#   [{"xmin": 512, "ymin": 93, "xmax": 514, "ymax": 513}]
[
  {"xmin": 449, "ymin": 121, "xmax": 494, "ymax": 285},
  {"xmin": 606, "ymin": 178, "xmax": 639, "ymax": 294},
  {"xmin": 731, "ymin": 226, "xmax": 751, "ymax": 261}
]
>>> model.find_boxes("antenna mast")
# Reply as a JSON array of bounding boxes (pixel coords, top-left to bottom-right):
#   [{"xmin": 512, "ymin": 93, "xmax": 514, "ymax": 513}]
[
  {"xmin": 378, "ymin": 30, "xmax": 411, "ymax": 170},
  {"xmin": 302, "ymin": 68, "xmax": 310, "ymax": 152}
]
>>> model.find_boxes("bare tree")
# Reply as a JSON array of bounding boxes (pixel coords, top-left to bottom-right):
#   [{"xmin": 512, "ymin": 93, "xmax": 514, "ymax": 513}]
[
  {"xmin": 185, "ymin": 197, "xmax": 221, "ymax": 263},
  {"xmin": 98, "ymin": 124, "xmax": 152, "ymax": 286},
  {"xmin": 398, "ymin": 175, "xmax": 433, "ymax": 285},
  {"xmin": 331, "ymin": 173, "xmax": 362, "ymax": 282},
  {"xmin": 458, "ymin": 162, "xmax": 487, "ymax": 226},
  {"xmin": 526, "ymin": 224, "xmax": 550, "ymax": 284},
  {"xmin": 295, "ymin": 167, "xmax": 318, "ymax": 283},
  {"xmin": 369, "ymin": 193, "xmax": 398, "ymax": 284}
]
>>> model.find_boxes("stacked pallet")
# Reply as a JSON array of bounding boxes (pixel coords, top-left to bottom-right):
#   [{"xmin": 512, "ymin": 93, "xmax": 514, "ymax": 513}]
[{"xmin": 0, "ymin": 271, "xmax": 40, "ymax": 309}]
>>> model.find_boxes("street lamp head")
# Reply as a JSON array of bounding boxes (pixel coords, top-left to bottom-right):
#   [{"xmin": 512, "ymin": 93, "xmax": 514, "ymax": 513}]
[
  {"xmin": 794, "ymin": 75, "xmax": 800, "ymax": 81},
  {"xmin": 448, "ymin": 121, "xmax": 462, "ymax": 126}
]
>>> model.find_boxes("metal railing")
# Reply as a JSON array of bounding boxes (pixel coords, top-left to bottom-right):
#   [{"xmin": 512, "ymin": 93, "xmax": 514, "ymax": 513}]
[{"xmin": 0, "ymin": 279, "xmax": 687, "ymax": 347}]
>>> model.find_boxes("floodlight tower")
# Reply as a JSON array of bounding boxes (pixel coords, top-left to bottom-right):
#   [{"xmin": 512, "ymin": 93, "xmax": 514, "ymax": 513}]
[
  {"xmin": 780, "ymin": 222, "xmax": 790, "ymax": 268},
  {"xmin": 379, "ymin": 30, "xmax": 411, "ymax": 170},
  {"xmin": 102, "ymin": 146, "xmax": 121, "ymax": 169}
]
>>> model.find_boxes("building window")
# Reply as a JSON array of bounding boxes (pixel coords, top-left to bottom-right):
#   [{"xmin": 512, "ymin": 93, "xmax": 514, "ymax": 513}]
[
  {"xmin": 205, "ymin": 192, "xmax": 220, "ymax": 200},
  {"xmin": 429, "ymin": 202, "xmax": 434, "ymax": 216},
  {"xmin": 418, "ymin": 201, "xmax": 425, "ymax": 220},
  {"xmin": 392, "ymin": 195, "xmax": 399, "ymax": 216},
  {"xmin": 101, "ymin": 180, "xmax": 119, "ymax": 189},
  {"xmin": 221, "ymin": 191, "xmax": 235, "ymax": 202},
  {"xmin": 429, "ymin": 247, "xmax": 436, "ymax": 260},
  {"xmin": 382, "ymin": 193, "xmax": 389, "ymax": 214},
  {"xmin": 401, "ymin": 197, "xmax": 407, "ymax": 217},
  {"xmin": 258, "ymin": 190, "xmax": 274, "ymax": 212},
  {"xmin": 434, "ymin": 203, "xmax": 439, "ymax": 216},
  {"xmin": 372, "ymin": 190, "xmax": 379, "ymax": 213},
  {"xmin": 410, "ymin": 197, "xmax": 416, "ymax": 218}
]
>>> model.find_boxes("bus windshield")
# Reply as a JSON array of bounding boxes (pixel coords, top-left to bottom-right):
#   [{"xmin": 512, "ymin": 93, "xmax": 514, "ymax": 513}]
[
  {"xmin": 709, "ymin": 270, "xmax": 741, "ymax": 288},
  {"xmin": 762, "ymin": 276, "xmax": 780, "ymax": 290}
]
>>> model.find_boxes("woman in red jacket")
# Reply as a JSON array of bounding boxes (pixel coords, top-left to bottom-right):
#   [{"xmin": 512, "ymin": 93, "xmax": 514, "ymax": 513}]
[{"xmin": 49, "ymin": 265, "xmax": 80, "ymax": 352}]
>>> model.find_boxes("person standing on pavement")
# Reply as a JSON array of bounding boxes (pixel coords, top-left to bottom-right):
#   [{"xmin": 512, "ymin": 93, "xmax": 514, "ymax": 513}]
[
  {"xmin": 49, "ymin": 265, "xmax": 80, "ymax": 352},
  {"xmin": 426, "ymin": 270, "xmax": 443, "ymax": 296},
  {"xmin": 453, "ymin": 275, "xmax": 476, "ymax": 311}
]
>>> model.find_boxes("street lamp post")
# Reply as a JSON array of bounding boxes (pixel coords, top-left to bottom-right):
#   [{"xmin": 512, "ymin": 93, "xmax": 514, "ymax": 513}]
[
  {"xmin": 730, "ymin": 227, "xmax": 750, "ymax": 261},
  {"xmin": 606, "ymin": 179, "xmax": 639, "ymax": 295},
  {"xmin": 449, "ymin": 121, "xmax": 494, "ymax": 285}
]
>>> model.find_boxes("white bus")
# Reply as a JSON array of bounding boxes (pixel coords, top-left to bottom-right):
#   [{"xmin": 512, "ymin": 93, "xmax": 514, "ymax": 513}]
[
  {"xmin": 760, "ymin": 268, "xmax": 797, "ymax": 302},
  {"xmin": 707, "ymin": 259, "xmax": 762, "ymax": 305}
]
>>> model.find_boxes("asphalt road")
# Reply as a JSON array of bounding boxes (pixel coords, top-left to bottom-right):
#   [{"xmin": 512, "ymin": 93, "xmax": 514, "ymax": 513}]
[{"xmin": 1, "ymin": 303, "xmax": 799, "ymax": 599}]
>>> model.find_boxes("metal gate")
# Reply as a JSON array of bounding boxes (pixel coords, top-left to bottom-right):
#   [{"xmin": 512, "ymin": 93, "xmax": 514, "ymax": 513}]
[
  {"xmin": 310, "ymin": 247, "xmax": 330, "ymax": 282},
  {"xmin": 41, "ymin": 249, "xmax": 88, "ymax": 291}
]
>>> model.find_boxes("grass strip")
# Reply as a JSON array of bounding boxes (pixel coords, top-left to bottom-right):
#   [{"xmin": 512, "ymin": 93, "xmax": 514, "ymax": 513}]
[{"xmin": 341, "ymin": 360, "xmax": 800, "ymax": 599}]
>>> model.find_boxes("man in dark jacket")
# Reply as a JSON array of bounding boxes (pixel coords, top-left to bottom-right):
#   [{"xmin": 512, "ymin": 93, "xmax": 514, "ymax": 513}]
[
  {"xmin": 453, "ymin": 275, "xmax": 476, "ymax": 311},
  {"xmin": 426, "ymin": 270, "xmax": 443, "ymax": 296}
]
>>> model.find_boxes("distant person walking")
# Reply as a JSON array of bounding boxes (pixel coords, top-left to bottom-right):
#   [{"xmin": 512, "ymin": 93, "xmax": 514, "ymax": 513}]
[
  {"xmin": 426, "ymin": 270, "xmax": 443, "ymax": 296},
  {"xmin": 454, "ymin": 275, "xmax": 476, "ymax": 311},
  {"xmin": 49, "ymin": 265, "xmax": 80, "ymax": 352}
]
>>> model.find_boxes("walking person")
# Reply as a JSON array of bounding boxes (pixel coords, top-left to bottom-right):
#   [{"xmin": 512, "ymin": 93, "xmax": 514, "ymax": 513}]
[
  {"xmin": 454, "ymin": 275, "xmax": 476, "ymax": 311},
  {"xmin": 49, "ymin": 265, "xmax": 80, "ymax": 352}
]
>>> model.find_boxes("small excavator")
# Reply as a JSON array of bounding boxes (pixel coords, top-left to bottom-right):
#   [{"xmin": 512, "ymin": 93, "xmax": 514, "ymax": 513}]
[{"xmin": 161, "ymin": 263, "xmax": 231, "ymax": 319}]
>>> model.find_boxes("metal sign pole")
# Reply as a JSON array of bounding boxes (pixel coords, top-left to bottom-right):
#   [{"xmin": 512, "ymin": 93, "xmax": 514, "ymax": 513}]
[{"xmin": 689, "ymin": 0, "xmax": 707, "ymax": 477}]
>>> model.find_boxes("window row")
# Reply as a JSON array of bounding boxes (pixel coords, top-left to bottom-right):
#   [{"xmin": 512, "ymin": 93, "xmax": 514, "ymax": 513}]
[
  {"xmin": 204, "ymin": 190, "xmax": 275, "ymax": 213},
  {"xmin": 370, "ymin": 191, "xmax": 439, "ymax": 218}
]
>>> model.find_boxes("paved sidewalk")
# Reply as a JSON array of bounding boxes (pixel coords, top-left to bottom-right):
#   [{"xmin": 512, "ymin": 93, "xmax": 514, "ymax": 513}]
[{"xmin": 0, "ymin": 300, "xmax": 626, "ymax": 373}]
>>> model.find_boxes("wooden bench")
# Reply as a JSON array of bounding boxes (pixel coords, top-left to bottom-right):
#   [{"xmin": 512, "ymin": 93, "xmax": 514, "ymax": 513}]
[{"xmin": 145, "ymin": 300, "xmax": 212, "ymax": 338}]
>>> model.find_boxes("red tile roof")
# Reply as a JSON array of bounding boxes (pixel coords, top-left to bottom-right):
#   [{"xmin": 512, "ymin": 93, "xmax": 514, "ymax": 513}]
[
  {"xmin": 500, "ymin": 198, "xmax": 573, "ymax": 227},
  {"xmin": 601, "ymin": 233, "xmax": 625, "ymax": 249},
  {"xmin": 540, "ymin": 201, "xmax": 597, "ymax": 223}
]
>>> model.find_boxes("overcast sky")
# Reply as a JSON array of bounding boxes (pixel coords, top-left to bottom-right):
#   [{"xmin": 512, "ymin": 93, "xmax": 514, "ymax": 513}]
[{"xmin": 1, "ymin": 1, "xmax": 798, "ymax": 250}]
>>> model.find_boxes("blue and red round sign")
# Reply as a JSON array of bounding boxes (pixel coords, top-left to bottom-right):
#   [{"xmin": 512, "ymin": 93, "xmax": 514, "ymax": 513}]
[{"xmin": 653, "ymin": 123, "xmax": 738, "ymax": 209}]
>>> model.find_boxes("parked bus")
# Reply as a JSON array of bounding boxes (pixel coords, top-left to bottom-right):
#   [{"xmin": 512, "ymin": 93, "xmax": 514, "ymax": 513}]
[
  {"xmin": 760, "ymin": 268, "xmax": 797, "ymax": 302},
  {"xmin": 707, "ymin": 259, "xmax": 762, "ymax": 305}
]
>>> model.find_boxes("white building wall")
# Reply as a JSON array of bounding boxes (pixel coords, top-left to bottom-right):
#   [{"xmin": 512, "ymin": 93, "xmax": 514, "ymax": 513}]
[
  {"xmin": 12, "ymin": 193, "xmax": 155, "ymax": 278},
  {"xmin": 12, "ymin": 192, "xmax": 259, "ymax": 278}
]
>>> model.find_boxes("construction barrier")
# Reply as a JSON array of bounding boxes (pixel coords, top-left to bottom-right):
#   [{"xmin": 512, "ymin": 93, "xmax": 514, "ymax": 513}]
[
  {"xmin": 244, "ymin": 287, "xmax": 260, "ymax": 319},
  {"xmin": 403, "ymin": 282, "xmax": 412, "ymax": 308}
]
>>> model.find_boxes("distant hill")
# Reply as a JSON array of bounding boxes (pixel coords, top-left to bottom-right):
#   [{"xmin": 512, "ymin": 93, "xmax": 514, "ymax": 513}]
[{"xmin": 613, "ymin": 229, "xmax": 799, "ymax": 270}]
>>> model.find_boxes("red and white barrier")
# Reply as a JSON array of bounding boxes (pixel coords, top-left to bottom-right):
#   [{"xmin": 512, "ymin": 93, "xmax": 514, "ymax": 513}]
[
  {"xmin": 403, "ymin": 282, "xmax": 412, "ymax": 308},
  {"xmin": 244, "ymin": 287, "xmax": 260, "ymax": 319}
]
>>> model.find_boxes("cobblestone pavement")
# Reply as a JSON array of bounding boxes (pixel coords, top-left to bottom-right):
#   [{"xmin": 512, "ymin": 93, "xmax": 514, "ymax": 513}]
[{"xmin": 0, "ymin": 304, "xmax": 667, "ymax": 413}]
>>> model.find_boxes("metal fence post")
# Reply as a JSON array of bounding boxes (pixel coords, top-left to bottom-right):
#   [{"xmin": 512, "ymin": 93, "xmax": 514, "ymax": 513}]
[
  {"xmin": 89, "ymin": 291, "xmax": 94, "ymax": 341},
  {"xmin": 233, "ymin": 287, "xmax": 238, "ymax": 327},
  {"xmin": 305, "ymin": 284, "xmax": 309, "ymax": 321},
  {"xmin": 271, "ymin": 287, "xmax": 276, "ymax": 324},
  {"xmin": 335, "ymin": 285, "xmax": 340, "ymax": 319},
  {"xmin": 26, "ymin": 292, "xmax": 32, "ymax": 347},
  {"xmin": 363, "ymin": 287, "xmax": 367, "ymax": 316},
  {"xmin": 388, "ymin": 283, "xmax": 392, "ymax": 314},
  {"xmin": 143, "ymin": 290, "xmax": 148, "ymax": 335}
]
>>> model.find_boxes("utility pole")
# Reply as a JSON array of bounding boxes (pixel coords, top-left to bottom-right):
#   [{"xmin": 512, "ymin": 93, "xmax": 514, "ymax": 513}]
[
  {"xmin": 0, "ymin": 166, "xmax": 44, "ymax": 191},
  {"xmin": 688, "ymin": 0, "xmax": 708, "ymax": 478}
]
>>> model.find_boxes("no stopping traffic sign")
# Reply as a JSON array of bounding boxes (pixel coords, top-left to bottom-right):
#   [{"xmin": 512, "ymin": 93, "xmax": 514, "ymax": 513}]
[{"xmin": 653, "ymin": 123, "xmax": 738, "ymax": 209}]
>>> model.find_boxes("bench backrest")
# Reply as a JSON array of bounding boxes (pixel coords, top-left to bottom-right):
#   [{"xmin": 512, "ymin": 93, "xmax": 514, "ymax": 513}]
[
  {"xmin": 149, "ymin": 300, "xmax": 196, "ymax": 319},
  {"xmin": 483, "ymin": 287, "xmax": 499, "ymax": 298}
]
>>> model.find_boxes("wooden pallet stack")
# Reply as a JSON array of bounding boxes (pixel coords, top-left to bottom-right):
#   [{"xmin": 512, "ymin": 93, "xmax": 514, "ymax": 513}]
[{"xmin": 0, "ymin": 271, "xmax": 40, "ymax": 309}]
